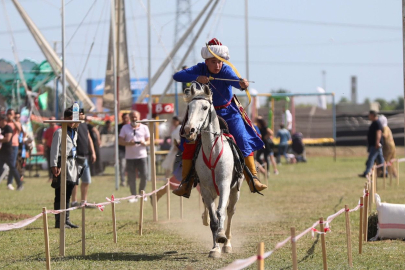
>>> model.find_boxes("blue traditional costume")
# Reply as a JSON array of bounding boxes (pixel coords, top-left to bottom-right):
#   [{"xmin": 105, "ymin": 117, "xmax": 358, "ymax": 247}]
[
  {"xmin": 173, "ymin": 63, "xmax": 264, "ymax": 157},
  {"xmin": 172, "ymin": 38, "xmax": 267, "ymax": 198}
]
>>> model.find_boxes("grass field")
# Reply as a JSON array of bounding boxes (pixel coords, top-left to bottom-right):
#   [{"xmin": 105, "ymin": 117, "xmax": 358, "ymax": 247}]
[{"xmin": 1, "ymin": 148, "xmax": 405, "ymax": 269}]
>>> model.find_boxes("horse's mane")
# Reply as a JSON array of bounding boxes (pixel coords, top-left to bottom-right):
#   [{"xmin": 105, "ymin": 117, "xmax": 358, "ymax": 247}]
[{"xmin": 183, "ymin": 87, "xmax": 212, "ymax": 104}]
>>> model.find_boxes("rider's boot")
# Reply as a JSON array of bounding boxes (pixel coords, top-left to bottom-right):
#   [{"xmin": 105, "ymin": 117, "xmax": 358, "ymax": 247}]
[
  {"xmin": 243, "ymin": 155, "xmax": 267, "ymax": 192},
  {"xmin": 172, "ymin": 159, "xmax": 194, "ymax": 198}
]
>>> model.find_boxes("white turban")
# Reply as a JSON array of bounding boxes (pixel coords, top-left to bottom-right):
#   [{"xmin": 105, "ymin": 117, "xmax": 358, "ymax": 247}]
[{"xmin": 201, "ymin": 45, "xmax": 230, "ymax": 60}]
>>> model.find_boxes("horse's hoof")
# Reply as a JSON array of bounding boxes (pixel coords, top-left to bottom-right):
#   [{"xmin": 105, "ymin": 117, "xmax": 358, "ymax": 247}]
[
  {"xmin": 208, "ymin": 250, "xmax": 221, "ymax": 259},
  {"xmin": 216, "ymin": 230, "xmax": 227, "ymax": 243},
  {"xmin": 222, "ymin": 245, "xmax": 232, "ymax": 253}
]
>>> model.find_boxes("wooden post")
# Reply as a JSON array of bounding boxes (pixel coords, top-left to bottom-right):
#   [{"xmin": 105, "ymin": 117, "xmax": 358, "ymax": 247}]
[
  {"xmin": 149, "ymin": 122, "xmax": 158, "ymax": 222},
  {"xmin": 167, "ymin": 179, "xmax": 170, "ymax": 220},
  {"xmin": 42, "ymin": 207, "xmax": 51, "ymax": 270},
  {"xmin": 111, "ymin": 196, "xmax": 117, "ymax": 243},
  {"xmin": 139, "ymin": 190, "xmax": 144, "ymax": 236},
  {"xmin": 59, "ymin": 122, "xmax": 67, "ymax": 256},
  {"xmin": 397, "ymin": 160, "xmax": 400, "ymax": 186},
  {"xmin": 344, "ymin": 205, "xmax": 353, "ymax": 267},
  {"xmin": 291, "ymin": 227, "xmax": 298, "ymax": 270},
  {"xmin": 81, "ymin": 200, "xmax": 86, "ymax": 256},
  {"xmin": 389, "ymin": 162, "xmax": 393, "ymax": 186},
  {"xmin": 43, "ymin": 119, "xmax": 82, "ymax": 257},
  {"xmin": 137, "ymin": 119, "xmax": 167, "ymax": 222},
  {"xmin": 363, "ymin": 189, "xmax": 369, "ymax": 242},
  {"xmin": 257, "ymin": 242, "xmax": 264, "ymax": 270},
  {"xmin": 369, "ymin": 175, "xmax": 374, "ymax": 207},
  {"xmin": 384, "ymin": 162, "xmax": 387, "ymax": 187},
  {"xmin": 180, "ymin": 196, "xmax": 183, "ymax": 219},
  {"xmin": 319, "ymin": 217, "xmax": 328, "ymax": 270},
  {"xmin": 359, "ymin": 197, "xmax": 363, "ymax": 254}
]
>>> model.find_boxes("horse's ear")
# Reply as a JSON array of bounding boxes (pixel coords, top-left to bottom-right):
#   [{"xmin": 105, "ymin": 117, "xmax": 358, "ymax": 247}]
[
  {"xmin": 190, "ymin": 85, "xmax": 196, "ymax": 96},
  {"xmin": 203, "ymin": 85, "xmax": 211, "ymax": 96}
]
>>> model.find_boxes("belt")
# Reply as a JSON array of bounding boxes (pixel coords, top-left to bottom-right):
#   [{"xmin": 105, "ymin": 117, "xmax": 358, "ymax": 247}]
[{"xmin": 214, "ymin": 99, "xmax": 232, "ymax": 110}]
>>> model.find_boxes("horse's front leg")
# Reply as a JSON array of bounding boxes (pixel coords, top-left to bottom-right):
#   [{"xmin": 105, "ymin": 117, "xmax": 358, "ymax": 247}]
[
  {"xmin": 203, "ymin": 193, "xmax": 221, "ymax": 258},
  {"xmin": 223, "ymin": 185, "xmax": 240, "ymax": 253},
  {"xmin": 215, "ymin": 182, "xmax": 231, "ymax": 244}
]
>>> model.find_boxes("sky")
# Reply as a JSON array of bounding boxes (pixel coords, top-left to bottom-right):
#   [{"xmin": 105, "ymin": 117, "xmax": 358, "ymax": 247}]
[{"xmin": 0, "ymin": 0, "xmax": 403, "ymax": 105}]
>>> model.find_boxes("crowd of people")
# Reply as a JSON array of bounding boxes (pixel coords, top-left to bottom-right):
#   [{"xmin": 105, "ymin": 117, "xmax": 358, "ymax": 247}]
[{"xmin": 0, "ymin": 109, "xmax": 33, "ymax": 191}]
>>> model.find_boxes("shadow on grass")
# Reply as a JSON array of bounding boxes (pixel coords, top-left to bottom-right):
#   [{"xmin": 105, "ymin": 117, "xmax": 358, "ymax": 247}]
[
  {"xmin": 52, "ymin": 251, "xmax": 187, "ymax": 262},
  {"xmin": 333, "ymin": 196, "xmax": 344, "ymax": 213},
  {"xmin": 279, "ymin": 234, "xmax": 320, "ymax": 270}
]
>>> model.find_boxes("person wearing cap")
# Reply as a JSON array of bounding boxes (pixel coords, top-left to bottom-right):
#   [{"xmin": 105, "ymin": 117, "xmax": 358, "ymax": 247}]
[
  {"xmin": 0, "ymin": 114, "xmax": 23, "ymax": 190},
  {"xmin": 50, "ymin": 107, "xmax": 79, "ymax": 228},
  {"xmin": 171, "ymin": 38, "xmax": 267, "ymax": 198},
  {"xmin": 358, "ymin": 110, "xmax": 386, "ymax": 178}
]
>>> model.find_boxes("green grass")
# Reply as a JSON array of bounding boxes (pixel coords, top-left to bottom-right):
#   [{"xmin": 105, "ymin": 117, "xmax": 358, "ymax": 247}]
[{"xmin": 1, "ymin": 154, "xmax": 405, "ymax": 269}]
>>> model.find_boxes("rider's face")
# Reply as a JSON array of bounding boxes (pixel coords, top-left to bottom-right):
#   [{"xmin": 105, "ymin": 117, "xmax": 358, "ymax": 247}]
[{"xmin": 205, "ymin": 58, "xmax": 222, "ymax": 74}]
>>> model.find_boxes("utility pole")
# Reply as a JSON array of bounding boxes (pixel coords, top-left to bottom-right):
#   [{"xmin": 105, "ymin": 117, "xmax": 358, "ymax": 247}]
[
  {"xmin": 322, "ymin": 70, "xmax": 326, "ymax": 90},
  {"xmin": 402, "ymin": 0, "xmax": 405, "ymax": 155},
  {"xmin": 61, "ymin": 0, "xmax": 66, "ymax": 111},
  {"xmin": 245, "ymin": 0, "xmax": 250, "ymax": 117}
]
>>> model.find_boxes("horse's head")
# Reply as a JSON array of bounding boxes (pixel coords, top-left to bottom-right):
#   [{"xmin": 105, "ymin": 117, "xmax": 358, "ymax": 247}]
[{"xmin": 183, "ymin": 84, "xmax": 213, "ymax": 141}]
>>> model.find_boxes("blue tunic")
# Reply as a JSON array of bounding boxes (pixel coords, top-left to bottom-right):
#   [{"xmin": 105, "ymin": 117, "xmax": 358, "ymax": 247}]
[{"xmin": 173, "ymin": 62, "xmax": 264, "ymax": 157}]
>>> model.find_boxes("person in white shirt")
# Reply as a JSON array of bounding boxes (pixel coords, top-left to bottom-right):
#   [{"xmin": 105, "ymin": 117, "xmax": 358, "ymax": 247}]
[
  {"xmin": 161, "ymin": 116, "xmax": 181, "ymax": 178},
  {"xmin": 282, "ymin": 107, "xmax": 292, "ymax": 132},
  {"xmin": 118, "ymin": 111, "xmax": 150, "ymax": 203}
]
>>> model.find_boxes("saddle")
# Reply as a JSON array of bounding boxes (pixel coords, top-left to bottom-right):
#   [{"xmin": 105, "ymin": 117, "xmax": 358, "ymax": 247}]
[{"xmin": 183, "ymin": 116, "xmax": 245, "ymax": 190}]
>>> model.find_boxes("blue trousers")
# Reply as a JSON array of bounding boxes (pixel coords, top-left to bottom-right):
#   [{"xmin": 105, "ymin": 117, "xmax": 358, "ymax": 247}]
[
  {"xmin": 363, "ymin": 146, "xmax": 385, "ymax": 175},
  {"xmin": 7, "ymin": 146, "xmax": 19, "ymax": 185},
  {"xmin": 278, "ymin": 144, "xmax": 289, "ymax": 162}
]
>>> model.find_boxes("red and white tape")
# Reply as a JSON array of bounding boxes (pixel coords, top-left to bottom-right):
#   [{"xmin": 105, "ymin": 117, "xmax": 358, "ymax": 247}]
[{"xmin": 0, "ymin": 182, "xmax": 170, "ymax": 231}]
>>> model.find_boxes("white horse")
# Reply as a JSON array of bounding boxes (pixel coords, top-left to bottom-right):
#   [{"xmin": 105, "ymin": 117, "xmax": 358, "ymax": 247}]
[{"xmin": 183, "ymin": 84, "xmax": 242, "ymax": 258}]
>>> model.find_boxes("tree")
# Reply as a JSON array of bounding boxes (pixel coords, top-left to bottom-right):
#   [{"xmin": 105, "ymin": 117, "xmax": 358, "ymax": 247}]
[{"xmin": 338, "ymin": 97, "xmax": 350, "ymax": 104}]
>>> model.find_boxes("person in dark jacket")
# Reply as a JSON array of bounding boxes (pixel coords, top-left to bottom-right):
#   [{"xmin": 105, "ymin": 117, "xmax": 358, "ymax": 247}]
[{"xmin": 358, "ymin": 110, "xmax": 386, "ymax": 178}]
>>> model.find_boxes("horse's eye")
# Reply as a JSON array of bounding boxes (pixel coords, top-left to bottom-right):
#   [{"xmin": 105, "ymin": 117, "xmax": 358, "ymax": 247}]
[{"xmin": 202, "ymin": 106, "xmax": 208, "ymax": 111}]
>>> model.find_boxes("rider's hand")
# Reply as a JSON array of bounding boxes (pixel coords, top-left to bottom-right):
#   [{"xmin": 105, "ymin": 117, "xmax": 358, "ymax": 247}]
[
  {"xmin": 239, "ymin": 78, "xmax": 249, "ymax": 90},
  {"xmin": 196, "ymin": 76, "xmax": 209, "ymax": 84}
]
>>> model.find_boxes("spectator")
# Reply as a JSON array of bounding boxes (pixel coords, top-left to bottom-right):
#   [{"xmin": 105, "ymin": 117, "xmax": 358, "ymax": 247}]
[
  {"xmin": 15, "ymin": 111, "xmax": 29, "ymax": 181},
  {"xmin": 281, "ymin": 106, "xmax": 292, "ymax": 132},
  {"xmin": 6, "ymin": 109, "xmax": 22, "ymax": 190},
  {"xmin": 119, "ymin": 110, "xmax": 150, "ymax": 203},
  {"xmin": 0, "ymin": 114, "xmax": 23, "ymax": 190},
  {"xmin": 291, "ymin": 132, "xmax": 307, "ymax": 162},
  {"xmin": 50, "ymin": 107, "xmax": 79, "ymax": 228},
  {"xmin": 100, "ymin": 120, "xmax": 113, "ymax": 135},
  {"xmin": 255, "ymin": 117, "xmax": 279, "ymax": 175},
  {"xmin": 358, "ymin": 111, "xmax": 385, "ymax": 178},
  {"xmin": 118, "ymin": 113, "xmax": 130, "ymax": 187},
  {"xmin": 161, "ymin": 116, "xmax": 181, "ymax": 178},
  {"xmin": 87, "ymin": 118, "xmax": 102, "ymax": 176},
  {"xmin": 71, "ymin": 109, "xmax": 97, "ymax": 207},
  {"xmin": 43, "ymin": 117, "xmax": 60, "ymax": 182},
  {"xmin": 276, "ymin": 124, "xmax": 291, "ymax": 164},
  {"xmin": 379, "ymin": 115, "xmax": 396, "ymax": 177}
]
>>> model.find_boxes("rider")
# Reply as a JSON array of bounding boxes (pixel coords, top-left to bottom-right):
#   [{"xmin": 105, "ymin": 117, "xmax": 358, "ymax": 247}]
[{"xmin": 172, "ymin": 38, "xmax": 267, "ymax": 198}]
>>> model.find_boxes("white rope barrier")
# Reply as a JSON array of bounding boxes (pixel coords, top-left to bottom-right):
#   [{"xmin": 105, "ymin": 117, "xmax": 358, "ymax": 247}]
[
  {"xmin": 0, "ymin": 182, "xmax": 170, "ymax": 232},
  {"xmin": 221, "ymin": 199, "xmax": 363, "ymax": 270}
]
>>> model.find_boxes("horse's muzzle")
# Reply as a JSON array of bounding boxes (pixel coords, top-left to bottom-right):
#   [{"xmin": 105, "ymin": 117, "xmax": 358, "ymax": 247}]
[{"xmin": 184, "ymin": 125, "xmax": 197, "ymax": 141}]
